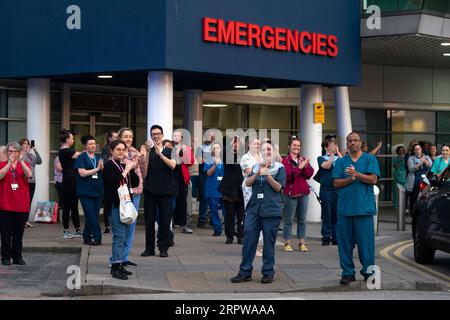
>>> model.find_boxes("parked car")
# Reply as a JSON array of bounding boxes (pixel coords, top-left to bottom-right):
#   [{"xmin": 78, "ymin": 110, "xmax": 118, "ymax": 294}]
[{"xmin": 412, "ymin": 165, "xmax": 450, "ymax": 264}]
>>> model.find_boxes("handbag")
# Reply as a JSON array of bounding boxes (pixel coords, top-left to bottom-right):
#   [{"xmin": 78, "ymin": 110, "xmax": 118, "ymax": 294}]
[
  {"xmin": 34, "ymin": 201, "xmax": 58, "ymax": 224},
  {"xmin": 313, "ymin": 168, "xmax": 321, "ymax": 183},
  {"xmin": 117, "ymin": 183, "xmax": 138, "ymax": 225}
]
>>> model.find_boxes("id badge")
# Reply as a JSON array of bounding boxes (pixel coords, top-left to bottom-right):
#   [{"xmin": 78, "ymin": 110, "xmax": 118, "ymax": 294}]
[
  {"xmin": 217, "ymin": 176, "xmax": 223, "ymax": 181},
  {"xmin": 92, "ymin": 174, "xmax": 98, "ymax": 179},
  {"xmin": 257, "ymin": 193, "xmax": 264, "ymax": 199},
  {"xmin": 11, "ymin": 183, "xmax": 19, "ymax": 191}
]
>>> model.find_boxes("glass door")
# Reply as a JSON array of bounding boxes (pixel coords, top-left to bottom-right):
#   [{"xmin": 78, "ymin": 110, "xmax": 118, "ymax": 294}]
[{"xmin": 71, "ymin": 112, "xmax": 128, "ymax": 151}]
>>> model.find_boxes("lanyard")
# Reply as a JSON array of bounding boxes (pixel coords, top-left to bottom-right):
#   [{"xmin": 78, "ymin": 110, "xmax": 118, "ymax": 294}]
[
  {"xmin": 216, "ymin": 162, "xmax": 223, "ymax": 176},
  {"xmin": 112, "ymin": 159, "xmax": 128, "ymax": 184},
  {"xmin": 88, "ymin": 154, "xmax": 97, "ymax": 169},
  {"xmin": 10, "ymin": 165, "xmax": 17, "ymax": 182}
]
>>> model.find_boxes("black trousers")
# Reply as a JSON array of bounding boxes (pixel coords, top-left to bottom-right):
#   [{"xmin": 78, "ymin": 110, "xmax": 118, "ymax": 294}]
[
  {"xmin": 144, "ymin": 193, "xmax": 172, "ymax": 252},
  {"xmin": 62, "ymin": 181, "xmax": 80, "ymax": 230},
  {"xmin": 54, "ymin": 182, "xmax": 64, "ymax": 223},
  {"xmin": 224, "ymin": 199, "xmax": 245, "ymax": 239},
  {"xmin": 173, "ymin": 180, "xmax": 188, "ymax": 226},
  {"xmin": 0, "ymin": 211, "xmax": 27, "ymax": 261}
]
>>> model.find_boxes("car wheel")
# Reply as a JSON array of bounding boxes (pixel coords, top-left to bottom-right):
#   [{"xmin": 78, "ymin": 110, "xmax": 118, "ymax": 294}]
[{"xmin": 413, "ymin": 213, "xmax": 435, "ymax": 264}]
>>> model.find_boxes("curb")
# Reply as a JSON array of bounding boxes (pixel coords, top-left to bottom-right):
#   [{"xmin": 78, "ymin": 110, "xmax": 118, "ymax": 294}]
[
  {"xmin": 281, "ymin": 280, "xmax": 447, "ymax": 293},
  {"xmin": 42, "ymin": 284, "xmax": 185, "ymax": 297},
  {"xmin": 23, "ymin": 246, "xmax": 82, "ymax": 254}
]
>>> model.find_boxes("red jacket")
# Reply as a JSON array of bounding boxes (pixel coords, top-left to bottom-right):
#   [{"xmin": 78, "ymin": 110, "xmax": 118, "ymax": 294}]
[
  {"xmin": 282, "ymin": 154, "xmax": 314, "ymax": 197},
  {"xmin": 0, "ymin": 161, "xmax": 31, "ymax": 213},
  {"xmin": 176, "ymin": 145, "xmax": 194, "ymax": 186}
]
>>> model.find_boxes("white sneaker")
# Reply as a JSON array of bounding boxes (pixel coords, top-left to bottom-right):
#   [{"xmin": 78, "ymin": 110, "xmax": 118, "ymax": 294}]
[
  {"xmin": 73, "ymin": 230, "xmax": 83, "ymax": 238},
  {"xmin": 63, "ymin": 230, "xmax": 75, "ymax": 239}
]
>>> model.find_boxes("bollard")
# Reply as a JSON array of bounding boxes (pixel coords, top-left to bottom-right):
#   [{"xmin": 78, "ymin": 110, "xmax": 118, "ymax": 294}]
[
  {"xmin": 374, "ymin": 185, "xmax": 379, "ymax": 236},
  {"xmin": 397, "ymin": 183, "xmax": 406, "ymax": 231}
]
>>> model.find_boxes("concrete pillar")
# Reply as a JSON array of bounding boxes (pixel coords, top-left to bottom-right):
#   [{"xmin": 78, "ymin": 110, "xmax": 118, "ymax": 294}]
[
  {"xmin": 183, "ymin": 90, "xmax": 204, "ymax": 182},
  {"xmin": 147, "ymin": 71, "xmax": 173, "ymax": 139},
  {"xmin": 300, "ymin": 84, "xmax": 323, "ymax": 222},
  {"xmin": 27, "ymin": 78, "xmax": 50, "ymax": 221},
  {"xmin": 334, "ymin": 86, "xmax": 352, "ymax": 150},
  {"xmin": 183, "ymin": 90, "xmax": 203, "ymax": 139}
]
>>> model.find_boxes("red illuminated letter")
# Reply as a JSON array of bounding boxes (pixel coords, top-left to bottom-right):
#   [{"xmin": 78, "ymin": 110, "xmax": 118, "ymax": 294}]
[
  {"xmin": 203, "ymin": 17, "xmax": 217, "ymax": 42},
  {"xmin": 299, "ymin": 31, "xmax": 312, "ymax": 54},
  {"xmin": 235, "ymin": 22, "xmax": 248, "ymax": 46},
  {"xmin": 274, "ymin": 28, "xmax": 287, "ymax": 51},
  {"xmin": 316, "ymin": 33, "xmax": 327, "ymax": 56},
  {"xmin": 261, "ymin": 26, "xmax": 275, "ymax": 49},
  {"xmin": 286, "ymin": 29, "xmax": 299, "ymax": 52},
  {"xmin": 217, "ymin": 19, "xmax": 235, "ymax": 44},
  {"xmin": 247, "ymin": 23, "xmax": 261, "ymax": 48},
  {"xmin": 327, "ymin": 35, "xmax": 338, "ymax": 57}
]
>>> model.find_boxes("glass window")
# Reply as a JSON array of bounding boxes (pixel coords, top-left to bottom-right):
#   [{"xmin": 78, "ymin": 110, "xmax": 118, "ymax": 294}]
[
  {"xmin": 204, "ymin": 104, "xmax": 242, "ymax": 129},
  {"xmin": 8, "ymin": 91, "xmax": 26, "ymax": 119},
  {"xmin": 392, "ymin": 110, "xmax": 435, "ymax": 133},
  {"xmin": 323, "ymin": 107, "xmax": 337, "ymax": 132},
  {"xmin": 71, "ymin": 94, "xmax": 128, "ymax": 113},
  {"xmin": 132, "ymin": 97, "xmax": 147, "ymax": 125},
  {"xmin": 51, "ymin": 93, "xmax": 61, "ymax": 122},
  {"xmin": 7, "ymin": 121, "xmax": 26, "ymax": 142},
  {"xmin": 423, "ymin": 0, "xmax": 447, "ymax": 13},
  {"xmin": 437, "ymin": 111, "xmax": 450, "ymax": 132},
  {"xmin": 352, "ymin": 109, "xmax": 386, "ymax": 131},
  {"xmin": 249, "ymin": 105, "xmax": 292, "ymax": 130}
]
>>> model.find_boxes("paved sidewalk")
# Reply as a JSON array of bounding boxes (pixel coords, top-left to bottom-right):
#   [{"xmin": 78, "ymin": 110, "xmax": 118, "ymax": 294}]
[{"xmin": 14, "ymin": 217, "xmax": 447, "ymax": 296}]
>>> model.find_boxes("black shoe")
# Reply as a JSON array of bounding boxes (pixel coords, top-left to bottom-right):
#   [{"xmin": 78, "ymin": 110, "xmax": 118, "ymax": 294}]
[
  {"xmin": 231, "ymin": 274, "xmax": 252, "ymax": 283},
  {"xmin": 141, "ymin": 250, "xmax": 155, "ymax": 257},
  {"xmin": 1, "ymin": 259, "xmax": 12, "ymax": 266},
  {"xmin": 120, "ymin": 265, "xmax": 133, "ymax": 275},
  {"xmin": 83, "ymin": 240, "xmax": 101, "ymax": 246},
  {"xmin": 213, "ymin": 232, "xmax": 221, "ymax": 237},
  {"xmin": 261, "ymin": 275, "xmax": 273, "ymax": 284},
  {"xmin": 111, "ymin": 264, "xmax": 128, "ymax": 280},
  {"xmin": 197, "ymin": 222, "xmax": 205, "ymax": 228},
  {"xmin": 104, "ymin": 227, "xmax": 110, "ymax": 234},
  {"xmin": 169, "ymin": 240, "xmax": 175, "ymax": 247},
  {"xmin": 225, "ymin": 237, "xmax": 233, "ymax": 244},
  {"xmin": 159, "ymin": 251, "xmax": 168, "ymax": 258},
  {"xmin": 331, "ymin": 240, "xmax": 338, "ymax": 246},
  {"xmin": 12, "ymin": 258, "xmax": 26, "ymax": 265},
  {"xmin": 340, "ymin": 276, "xmax": 356, "ymax": 285},
  {"xmin": 237, "ymin": 237, "xmax": 243, "ymax": 245},
  {"xmin": 123, "ymin": 260, "xmax": 137, "ymax": 267},
  {"xmin": 322, "ymin": 240, "xmax": 331, "ymax": 246}
]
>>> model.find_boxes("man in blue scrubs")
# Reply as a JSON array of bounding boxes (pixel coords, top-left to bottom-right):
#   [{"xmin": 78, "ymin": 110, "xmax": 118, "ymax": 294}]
[{"xmin": 332, "ymin": 132, "xmax": 380, "ymax": 285}]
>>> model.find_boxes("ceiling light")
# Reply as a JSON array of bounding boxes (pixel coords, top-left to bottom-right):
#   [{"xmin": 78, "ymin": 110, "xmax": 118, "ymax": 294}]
[
  {"xmin": 441, "ymin": 42, "xmax": 450, "ymax": 46},
  {"xmin": 234, "ymin": 85, "xmax": 248, "ymax": 89},
  {"xmin": 203, "ymin": 104, "xmax": 228, "ymax": 107},
  {"xmin": 443, "ymin": 53, "xmax": 450, "ymax": 56},
  {"xmin": 97, "ymin": 75, "xmax": 113, "ymax": 79}
]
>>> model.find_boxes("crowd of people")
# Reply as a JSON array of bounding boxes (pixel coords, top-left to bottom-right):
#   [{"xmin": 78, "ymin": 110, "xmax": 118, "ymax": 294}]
[
  {"xmin": 392, "ymin": 140, "xmax": 450, "ymax": 213},
  {"xmin": 0, "ymin": 128, "xmax": 448, "ymax": 285}
]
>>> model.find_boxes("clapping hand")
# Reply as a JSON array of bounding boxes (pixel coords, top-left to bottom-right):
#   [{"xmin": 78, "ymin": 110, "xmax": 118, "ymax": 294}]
[
  {"xmin": 345, "ymin": 165, "xmax": 356, "ymax": 177},
  {"xmin": 97, "ymin": 159, "xmax": 104, "ymax": 171}
]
